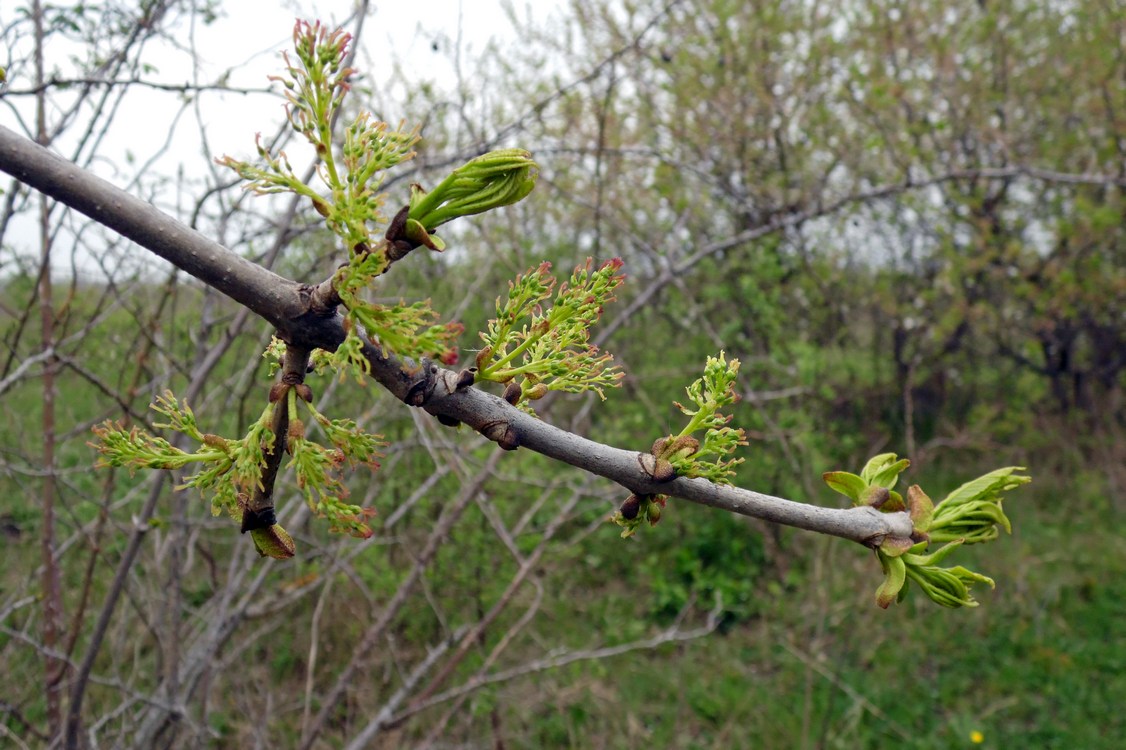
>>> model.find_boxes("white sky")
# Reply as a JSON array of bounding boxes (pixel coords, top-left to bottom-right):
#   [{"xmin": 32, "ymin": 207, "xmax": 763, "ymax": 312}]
[{"xmin": 0, "ymin": 0, "xmax": 567, "ymax": 275}]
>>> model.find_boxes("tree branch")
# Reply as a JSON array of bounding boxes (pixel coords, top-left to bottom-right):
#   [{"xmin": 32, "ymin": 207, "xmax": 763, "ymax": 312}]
[
  {"xmin": 0, "ymin": 123, "xmax": 911, "ymax": 551},
  {"xmin": 0, "ymin": 124, "xmax": 304, "ymax": 329}
]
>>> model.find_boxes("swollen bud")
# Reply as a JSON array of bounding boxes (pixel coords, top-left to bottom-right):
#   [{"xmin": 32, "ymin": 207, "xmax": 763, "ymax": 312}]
[
  {"xmin": 619, "ymin": 494, "xmax": 642, "ymax": 520},
  {"xmin": 637, "ymin": 452, "xmax": 677, "ymax": 483},
  {"xmin": 250, "ymin": 524, "xmax": 296, "ymax": 559}
]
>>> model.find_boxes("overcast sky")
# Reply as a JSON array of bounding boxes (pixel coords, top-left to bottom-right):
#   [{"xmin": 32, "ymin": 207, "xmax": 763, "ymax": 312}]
[{"xmin": 0, "ymin": 0, "xmax": 567, "ymax": 275}]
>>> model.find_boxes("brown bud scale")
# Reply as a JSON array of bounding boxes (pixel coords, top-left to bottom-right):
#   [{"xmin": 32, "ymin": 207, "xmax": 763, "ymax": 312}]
[
  {"xmin": 455, "ymin": 367, "xmax": 477, "ymax": 390},
  {"xmin": 637, "ymin": 452, "xmax": 676, "ymax": 483},
  {"xmin": 620, "ymin": 494, "xmax": 642, "ymax": 520}
]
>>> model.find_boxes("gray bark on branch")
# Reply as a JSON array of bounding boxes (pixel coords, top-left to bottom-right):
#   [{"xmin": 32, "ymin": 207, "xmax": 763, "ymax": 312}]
[{"xmin": 0, "ymin": 122, "xmax": 912, "ymax": 547}]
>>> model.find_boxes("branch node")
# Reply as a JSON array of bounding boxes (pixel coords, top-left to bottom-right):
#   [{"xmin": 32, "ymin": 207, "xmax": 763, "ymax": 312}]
[
  {"xmin": 239, "ymin": 495, "xmax": 277, "ymax": 533},
  {"xmin": 480, "ymin": 420, "xmax": 519, "ymax": 451},
  {"xmin": 637, "ymin": 452, "xmax": 676, "ymax": 482},
  {"xmin": 404, "ymin": 359, "xmax": 438, "ymax": 406}
]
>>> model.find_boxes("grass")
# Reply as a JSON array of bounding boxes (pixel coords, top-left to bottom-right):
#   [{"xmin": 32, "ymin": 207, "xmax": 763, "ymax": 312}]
[{"xmin": 479, "ymin": 466, "xmax": 1126, "ymax": 750}]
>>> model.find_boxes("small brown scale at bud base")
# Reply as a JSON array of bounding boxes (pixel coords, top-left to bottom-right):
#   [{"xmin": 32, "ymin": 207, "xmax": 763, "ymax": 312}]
[
  {"xmin": 619, "ymin": 494, "xmax": 642, "ymax": 520},
  {"xmin": 524, "ymin": 383, "xmax": 549, "ymax": 400},
  {"xmin": 268, "ymin": 383, "xmax": 289, "ymax": 403},
  {"xmin": 637, "ymin": 453, "xmax": 677, "ymax": 483},
  {"xmin": 287, "ymin": 419, "xmax": 306, "ymax": 444},
  {"xmin": 496, "ymin": 426, "xmax": 519, "ymax": 451},
  {"xmin": 383, "ymin": 205, "xmax": 409, "ymax": 242},
  {"xmin": 455, "ymin": 367, "xmax": 476, "ymax": 390},
  {"xmin": 386, "ymin": 240, "xmax": 413, "ymax": 262},
  {"xmin": 864, "ymin": 486, "xmax": 891, "ymax": 509},
  {"xmin": 502, "ymin": 381, "xmax": 522, "ymax": 405},
  {"xmin": 295, "ymin": 383, "xmax": 314, "ymax": 402},
  {"xmin": 240, "ymin": 505, "xmax": 277, "ymax": 533},
  {"xmin": 475, "ymin": 346, "xmax": 493, "ymax": 371}
]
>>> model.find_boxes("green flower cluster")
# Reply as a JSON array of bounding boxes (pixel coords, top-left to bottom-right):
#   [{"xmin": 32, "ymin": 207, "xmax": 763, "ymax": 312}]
[
  {"xmin": 613, "ymin": 352, "xmax": 747, "ymax": 538},
  {"xmin": 216, "ymin": 21, "xmax": 418, "ymax": 260},
  {"xmin": 279, "ymin": 385, "xmax": 384, "ymax": 538},
  {"xmin": 92, "ymin": 392, "xmax": 273, "ymax": 521},
  {"xmin": 476, "ymin": 257, "xmax": 626, "ymax": 406},
  {"xmin": 92, "ymin": 365, "xmax": 385, "ymax": 556}
]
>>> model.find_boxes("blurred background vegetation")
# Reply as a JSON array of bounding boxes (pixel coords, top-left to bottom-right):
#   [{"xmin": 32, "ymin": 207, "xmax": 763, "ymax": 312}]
[{"xmin": 2, "ymin": 0, "xmax": 1124, "ymax": 747}]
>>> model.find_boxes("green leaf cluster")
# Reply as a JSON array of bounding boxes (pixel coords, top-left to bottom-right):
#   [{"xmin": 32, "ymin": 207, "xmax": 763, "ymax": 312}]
[
  {"xmin": 823, "ymin": 455, "xmax": 1030, "ymax": 608},
  {"xmin": 407, "ymin": 148, "xmax": 538, "ymax": 248}
]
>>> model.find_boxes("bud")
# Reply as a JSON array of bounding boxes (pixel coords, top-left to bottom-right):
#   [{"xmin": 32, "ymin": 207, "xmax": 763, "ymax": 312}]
[
  {"xmin": 481, "ymin": 420, "xmax": 519, "ymax": 451},
  {"xmin": 408, "ymin": 149, "xmax": 538, "ymax": 231},
  {"xmin": 295, "ymin": 383, "xmax": 314, "ymax": 402},
  {"xmin": 497, "ymin": 425, "xmax": 519, "ymax": 451},
  {"xmin": 619, "ymin": 494, "xmax": 642, "ymax": 520},
  {"xmin": 502, "ymin": 380, "xmax": 522, "ymax": 405},
  {"xmin": 250, "ymin": 524, "xmax": 296, "ymax": 559},
  {"xmin": 268, "ymin": 383, "xmax": 289, "ymax": 403},
  {"xmin": 637, "ymin": 452, "xmax": 677, "ymax": 483}
]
